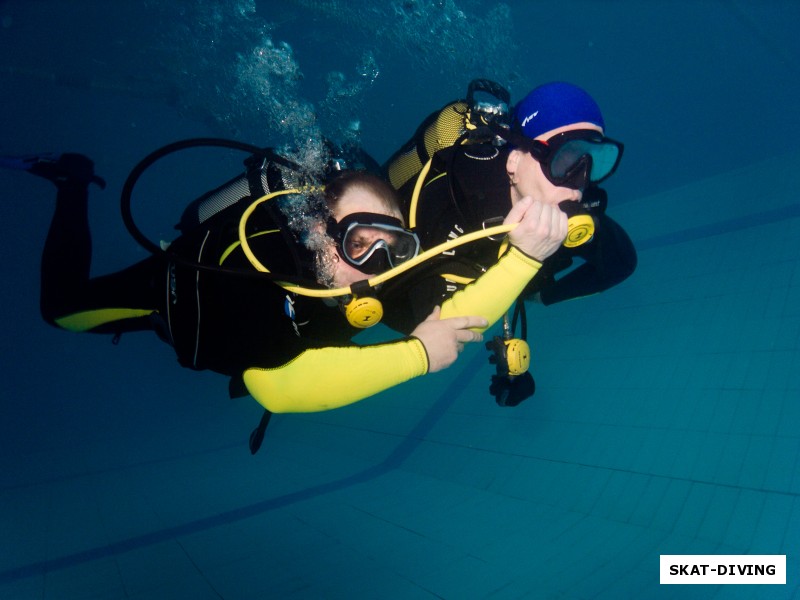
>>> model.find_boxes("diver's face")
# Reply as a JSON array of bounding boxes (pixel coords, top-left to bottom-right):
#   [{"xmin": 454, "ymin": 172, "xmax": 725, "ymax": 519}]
[
  {"xmin": 329, "ymin": 187, "xmax": 400, "ymax": 287},
  {"xmin": 506, "ymin": 122, "xmax": 603, "ymax": 207},
  {"xmin": 342, "ymin": 227, "xmax": 398, "ymax": 263}
]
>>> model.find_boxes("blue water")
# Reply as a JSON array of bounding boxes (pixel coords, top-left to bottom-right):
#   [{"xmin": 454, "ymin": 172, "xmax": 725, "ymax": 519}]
[{"xmin": 1, "ymin": 1, "xmax": 798, "ymax": 598}]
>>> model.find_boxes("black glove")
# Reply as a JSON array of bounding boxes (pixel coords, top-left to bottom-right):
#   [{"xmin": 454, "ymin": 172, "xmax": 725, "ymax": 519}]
[{"xmin": 490, "ymin": 371, "xmax": 535, "ymax": 407}]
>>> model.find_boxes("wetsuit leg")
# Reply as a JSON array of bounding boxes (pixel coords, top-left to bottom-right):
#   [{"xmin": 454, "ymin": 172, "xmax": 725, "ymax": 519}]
[{"xmin": 40, "ymin": 180, "xmax": 166, "ymax": 334}]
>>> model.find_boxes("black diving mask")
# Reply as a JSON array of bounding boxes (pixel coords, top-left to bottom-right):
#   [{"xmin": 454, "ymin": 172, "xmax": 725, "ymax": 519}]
[
  {"xmin": 524, "ymin": 129, "xmax": 624, "ymax": 190},
  {"xmin": 328, "ymin": 212, "xmax": 421, "ymax": 275}
]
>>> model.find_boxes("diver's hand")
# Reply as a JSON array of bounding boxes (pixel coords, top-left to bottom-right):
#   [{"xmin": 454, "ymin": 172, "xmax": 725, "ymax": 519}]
[
  {"xmin": 412, "ymin": 306, "xmax": 487, "ymax": 373},
  {"xmin": 506, "ymin": 196, "xmax": 567, "ymax": 262}
]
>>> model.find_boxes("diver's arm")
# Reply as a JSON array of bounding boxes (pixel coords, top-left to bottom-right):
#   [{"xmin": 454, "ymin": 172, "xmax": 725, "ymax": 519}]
[
  {"xmin": 243, "ymin": 339, "xmax": 428, "ymax": 413},
  {"xmin": 439, "ymin": 246, "xmax": 542, "ymax": 330},
  {"xmin": 439, "ymin": 197, "xmax": 564, "ymax": 329},
  {"xmin": 442, "ymin": 196, "xmax": 567, "ymax": 324}
]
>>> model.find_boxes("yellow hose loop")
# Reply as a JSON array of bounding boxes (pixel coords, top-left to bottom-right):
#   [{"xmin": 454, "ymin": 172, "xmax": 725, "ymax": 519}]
[
  {"xmin": 277, "ymin": 222, "xmax": 516, "ymax": 298},
  {"xmin": 408, "ymin": 157, "xmax": 433, "ymax": 230},
  {"xmin": 238, "ymin": 186, "xmax": 517, "ymax": 299},
  {"xmin": 238, "ymin": 187, "xmax": 317, "ymax": 273}
]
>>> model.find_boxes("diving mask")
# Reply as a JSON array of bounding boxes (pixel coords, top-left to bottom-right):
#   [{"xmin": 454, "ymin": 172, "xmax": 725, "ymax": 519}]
[
  {"xmin": 328, "ymin": 212, "xmax": 421, "ymax": 275},
  {"xmin": 524, "ymin": 129, "xmax": 624, "ymax": 190}
]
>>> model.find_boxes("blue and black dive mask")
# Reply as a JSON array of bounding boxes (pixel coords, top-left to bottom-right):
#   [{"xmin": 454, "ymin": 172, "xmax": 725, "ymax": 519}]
[
  {"xmin": 527, "ymin": 129, "xmax": 623, "ymax": 189},
  {"xmin": 493, "ymin": 125, "xmax": 624, "ymax": 190}
]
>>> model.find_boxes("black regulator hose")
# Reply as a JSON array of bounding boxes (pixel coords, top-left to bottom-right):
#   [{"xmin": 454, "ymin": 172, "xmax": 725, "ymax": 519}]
[
  {"xmin": 121, "ymin": 137, "xmax": 262, "ymax": 256},
  {"xmin": 119, "ymin": 137, "xmax": 318, "ymax": 286}
]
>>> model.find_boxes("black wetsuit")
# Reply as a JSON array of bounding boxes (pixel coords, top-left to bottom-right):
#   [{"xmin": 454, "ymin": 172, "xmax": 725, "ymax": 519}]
[
  {"xmin": 40, "ymin": 179, "xmax": 353, "ymax": 380},
  {"xmin": 380, "ymin": 143, "xmax": 637, "ymax": 333}
]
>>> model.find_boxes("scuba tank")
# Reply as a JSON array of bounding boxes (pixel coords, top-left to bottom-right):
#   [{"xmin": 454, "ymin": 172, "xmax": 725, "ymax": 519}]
[
  {"xmin": 176, "ymin": 149, "xmax": 305, "ymax": 234},
  {"xmin": 383, "ymin": 79, "xmax": 511, "ymax": 192},
  {"xmin": 176, "ymin": 139, "xmax": 381, "ymax": 234}
]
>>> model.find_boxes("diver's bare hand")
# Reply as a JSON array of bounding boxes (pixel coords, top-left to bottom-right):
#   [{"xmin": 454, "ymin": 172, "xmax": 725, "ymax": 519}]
[
  {"xmin": 412, "ymin": 306, "xmax": 488, "ymax": 373},
  {"xmin": 505, "ymin": 196, "xmax": 567, "ymax": 262}
]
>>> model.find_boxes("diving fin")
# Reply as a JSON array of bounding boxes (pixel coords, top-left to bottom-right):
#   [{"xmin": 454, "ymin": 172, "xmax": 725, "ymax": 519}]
[{"xmin": 0, "ymin": 153, "xmax": 106, "ymax": 189}]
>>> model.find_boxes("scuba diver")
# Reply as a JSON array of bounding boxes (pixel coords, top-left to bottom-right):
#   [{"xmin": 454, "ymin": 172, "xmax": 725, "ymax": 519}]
[
  {"xmin": 380, "ymin": 80, "xmax": 638, "ymax": 406},
  {"xmin": 4, "ymin": 143, "xmax": 567, "ymax": 445}
]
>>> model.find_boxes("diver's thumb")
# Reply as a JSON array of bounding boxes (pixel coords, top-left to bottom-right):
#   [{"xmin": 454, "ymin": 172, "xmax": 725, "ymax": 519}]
[
  {"xmin": 424, "ymin": 305, "xmax": 442, "ymax": 322},
  {"xmin": 504, "ymin": 195, "xmax": 533, "ymax": 225}
]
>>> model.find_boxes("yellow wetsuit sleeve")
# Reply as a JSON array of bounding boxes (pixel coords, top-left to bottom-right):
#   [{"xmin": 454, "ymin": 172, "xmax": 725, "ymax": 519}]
[
  {"xmin": 243, "ymin": 338, "xmax": 429, "ymax": 413},
  {"xmin": 439, "ymin": 247, "xmax": 542, "ymax": 331}
]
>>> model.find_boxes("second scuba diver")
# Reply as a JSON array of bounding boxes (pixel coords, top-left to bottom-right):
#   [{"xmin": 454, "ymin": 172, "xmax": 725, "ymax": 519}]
[{"xmin": 380, "ymin": 81, "xmax": 638, "ymax": 405}]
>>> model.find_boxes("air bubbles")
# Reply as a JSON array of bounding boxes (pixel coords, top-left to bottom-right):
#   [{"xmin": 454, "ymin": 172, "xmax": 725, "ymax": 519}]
[{"xmin": 276, "ymin": 189, "xmax": 338, "ymax": 286}]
